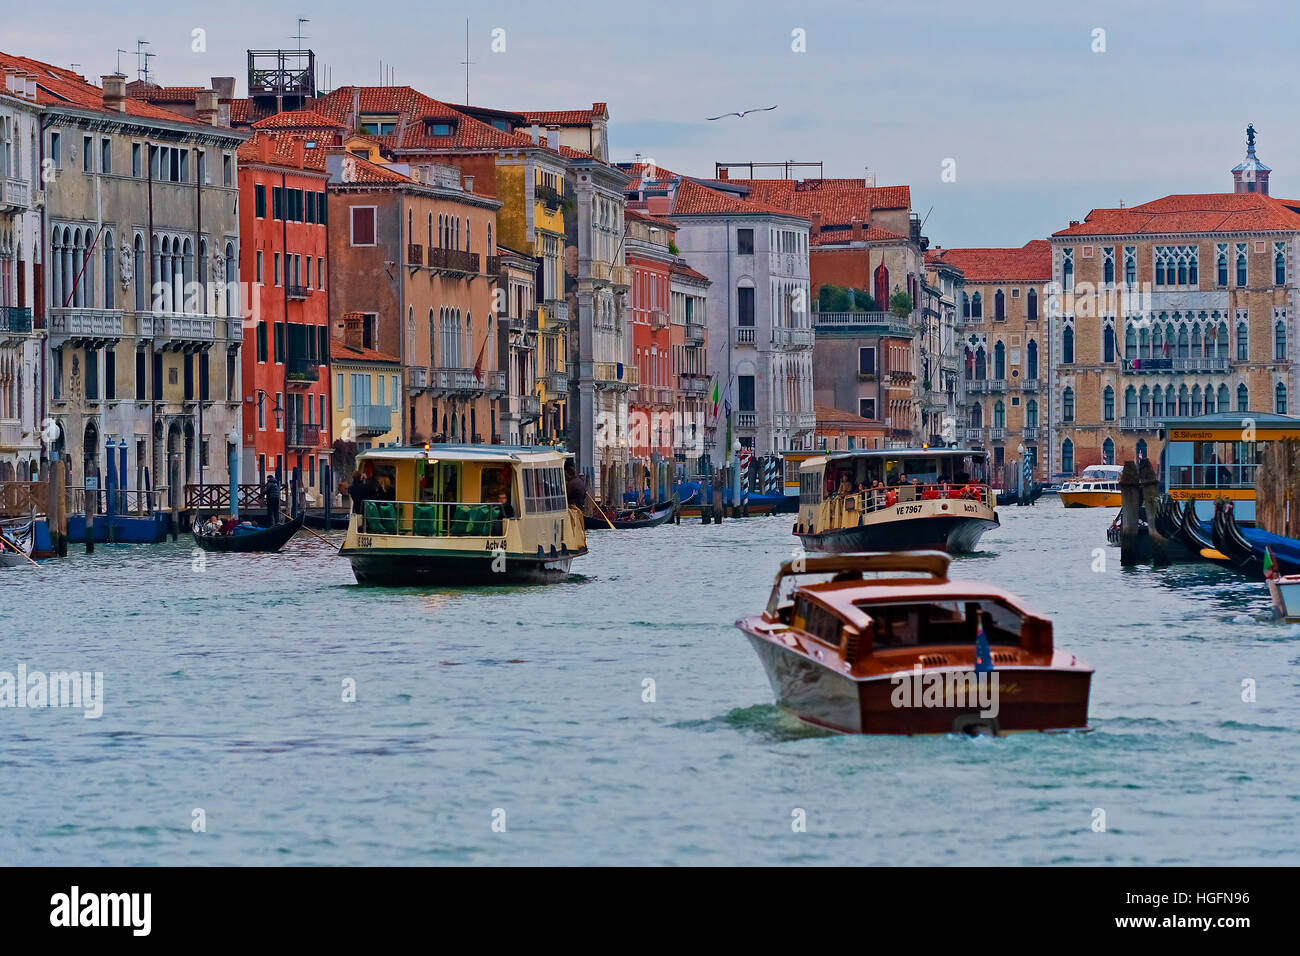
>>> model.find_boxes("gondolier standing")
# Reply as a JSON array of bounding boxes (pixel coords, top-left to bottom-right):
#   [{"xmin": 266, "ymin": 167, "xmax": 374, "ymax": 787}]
[{"xmin": 265, "ymin": 473, "xmax": 281, "ymax": 527}]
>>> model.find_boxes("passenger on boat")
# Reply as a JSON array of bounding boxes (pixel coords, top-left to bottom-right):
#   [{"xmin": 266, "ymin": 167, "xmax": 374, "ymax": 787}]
[
  {"xmin": 348, "ymin": 471, "xmax": 369, "ymax": 515},
  {"xmin": 836, "ymin": 474, "xmax": 854, "ymax": 497},
  {"xmin": 565, "ymin": 463, "xmax": 588, "ymax": 509},
  {"xmin": 265, "ymin": 473, "xmax": 281, "ymax": 526},
  {"xmin": 221, "ymin": 516, "xmax": 238, "ymax": 534},
  {"xmin": 496, "ymin": 491, "xmax": 515, "ymax": 520}
]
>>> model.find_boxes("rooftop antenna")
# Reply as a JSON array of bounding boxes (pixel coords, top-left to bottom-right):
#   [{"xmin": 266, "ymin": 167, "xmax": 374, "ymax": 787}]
[
  {"xmin": 70, "ymin": 63, "xmax": 81, "ymax": 74},
  {"xmin": 460, "ymin": 19, "xmax": 474, "ymax": 103},
  {"xmin": 143, "ymin": 50, "xmax": 155, "ymax": 85},
  {"xmin": 134, "ymin": 39, "xmax": 150, "ymax": 82},
  {"xmin": 294, "ymin": 17, "xmax": 310, "ymax": 53},
  {"xmin": 115, "ymin": 49, "xmax": 128, "ymax": 74}
]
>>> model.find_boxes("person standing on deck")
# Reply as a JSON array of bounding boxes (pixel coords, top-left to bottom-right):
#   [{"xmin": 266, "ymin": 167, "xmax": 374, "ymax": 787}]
[
  {"xmin": 565, "ymin": 463, "xmax": 587, "ymax": 510},
  {"xmin": 264, "ymin": 473, "xmax": 281, "ymax": 526}
]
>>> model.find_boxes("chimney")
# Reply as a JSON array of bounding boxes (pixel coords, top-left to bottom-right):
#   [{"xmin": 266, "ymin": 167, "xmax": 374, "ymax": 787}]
[
  {"xmin": 810, "ymin": 210, "xmax": 822, "ymax": 240},
  {"xmin": 195, "ymin": 89, "xmax": 219, "ymax": 126},
  {"xmin": 24, "ymin": 76, "xmax": 36, "ymax": 101},
  {"xmin": 101, "ymin": 73, "xmax": 127, "ymax": 112},
  {"xmin": 717, "ymin": 168, "xmax": 728, "ymax": 181},
  {"xmin": 850, "ymin": 217, "xmax": 863, "ymax": 241},
  {"xmin": 1069, "ymin": 220, "xmax": 1080, "ymax": 227},
  {"xmin": 464, "ymin": 174, "xmax": 474, "ymax": 193},
  {"xmin": 343, "ymin": 312, "xmax": 365, "ymax": 350},
  {"xmin": 546, "ymin": 125, "xmax": 560, "ymax": 149},
  {"xmin": 530, "ymin": 122, "xmax": 540, "ymax": 144},
  {"xmin": 646, "ymin": 195, "xmax": 671, "ymax": 216},
  {"xmin": 210, "ymin": 76, "xmax": 236, "ymax": 100}
]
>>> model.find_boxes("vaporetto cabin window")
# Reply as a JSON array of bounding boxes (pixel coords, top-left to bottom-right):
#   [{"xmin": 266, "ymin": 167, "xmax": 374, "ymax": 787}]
[
  {"xmin": 799, "ymin": 471, "xmax": 823, "ymax": 506},
  {"xmin": 523, "ymin": 466, "xmax": 566, "ymax": 513}
]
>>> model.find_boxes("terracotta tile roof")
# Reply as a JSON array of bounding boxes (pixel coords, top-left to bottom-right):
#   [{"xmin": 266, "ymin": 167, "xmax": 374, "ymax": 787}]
[
  {"xmin": 1052, "ymin": 193, "xmax": 1300, "ymax": 237},
  {"xmin": 331, "ymin": 339, "xmax": 401, "ymax": 364},
  {"xmin": 519, "ymin": 103, "xmax": 608, "ymax": 126},
  {"xmin": 815, "ymin": 402, "xmax": 880, "ymax": 427},
  {"xmin": 625, "ymin": 206, "xmax": 675, "ymax": 228},
  {"xmin": 811, "ymin": 223, "xmax": 910, "ymax": 245},
  {"xmin": 669, "ymin": 260, "xmax": 710, "ymax": 283},
  {"xmin": 670, "ymin": 177, "xmax": 807, "ymax": 217},
  {"xmin": 237, "ymin": 131, "xmax": 329, "ymax": 172},
  {"xmin": 0, "ymin": 51, "xmax": 216, "ymax": 127},
  {"xmin": 311, "ymin": 86, "xmax": 536, "ymax": 152},
  {"xmin": 251, "ymin": 109, "xmax": 345, "ymax": 131},
  {"xmin": 225, "ymin": 98, "xmax": 277, "ymax": 126},
  {"xmin": 331, "ymin": 151, "xmax": 414, "ymax": 186},
  {"xmin": 128, "ymin": 85, "xmax": 204, "ymax": 103},
  {"xmin": 925, "ymin": 240, "xmax": 1052, "ymax": 282},
  {"xmin": 729, "ymin": 178, "xmax": 911, "ymax": 222}
]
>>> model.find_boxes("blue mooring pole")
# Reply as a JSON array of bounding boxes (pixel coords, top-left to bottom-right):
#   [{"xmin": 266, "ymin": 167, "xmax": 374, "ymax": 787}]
[
  {"xmin": 228, "ymin": 441, "xmax": 239, "ymax": 521},
  {"xmin": 105, "ymin": 439, "xmax": 117, "ymax": 544}
]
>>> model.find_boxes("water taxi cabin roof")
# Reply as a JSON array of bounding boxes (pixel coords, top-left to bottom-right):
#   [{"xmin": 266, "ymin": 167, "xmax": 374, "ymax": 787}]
[
  {"xmin": 801, "ymin": 578, "xmax": 1045, "ymax": 630},
  {"xmin": 801, "ymin": 447, "xmax": 988, "ymax": 470},
  {"xmin": 357, "ymin": 444, "xmax": 571, "ymax": 465},
  {"xmin": 1160, "ymin": 411, "xmax": 1300, "ymax": 431}
]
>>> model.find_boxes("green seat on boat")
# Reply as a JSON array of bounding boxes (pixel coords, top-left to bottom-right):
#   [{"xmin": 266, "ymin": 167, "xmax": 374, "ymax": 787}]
[
  {"xmin": 365, "ymin": 500, "xmax": 398, "ymax": 535},
  {"xmin": 412, "ymin": 502, "xmax": 439, "ymax": 537}
]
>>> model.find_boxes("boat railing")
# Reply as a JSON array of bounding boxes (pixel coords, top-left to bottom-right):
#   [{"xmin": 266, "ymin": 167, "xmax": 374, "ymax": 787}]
[
  {"xmin": 358, "ymin": 499, "xmax": 513, "ymax": 538},
  {"xmin": 1167, "ymin": 463, "xmax": 1259, "ymax": 490},
  {"xmin": 64, "ymin": 486, "xmax": 167, "ymax": 516},
  {"xmin": 819, "ymin": 482, "xmax": 993, "ymax": 522}
]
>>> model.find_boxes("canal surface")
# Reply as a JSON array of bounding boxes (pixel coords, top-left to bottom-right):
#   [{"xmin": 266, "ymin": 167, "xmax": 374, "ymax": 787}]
[{"xmin": 3, "ymin": 502, "xmax": 1297, "ymax": 865}]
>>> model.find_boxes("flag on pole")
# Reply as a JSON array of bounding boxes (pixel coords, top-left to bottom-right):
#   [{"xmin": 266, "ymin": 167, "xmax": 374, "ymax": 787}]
[
  {"xmin": 1264, "ymin": 546, "xmax": 1278, "ymax": 580},
  {"xmin": 472, "ymin": 333, "xmax": 488, "ymax": 383},
  {"xmin": 710, "ymin": 377, "xmax": 721, "ymax": 418},
  {"xmin": 974, "ymin": 611, "xmax": 994, "ymax": 673}
]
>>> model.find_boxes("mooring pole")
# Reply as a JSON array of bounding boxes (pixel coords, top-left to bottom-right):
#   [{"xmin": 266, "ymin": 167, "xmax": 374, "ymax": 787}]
[
  {"xmin": 1139, "ymin": 457, "xmax": 1167, "ymax": 567},
  {"xmin": 1119, "ymin": 460, "xmax": 1140, "ymax": 567}
]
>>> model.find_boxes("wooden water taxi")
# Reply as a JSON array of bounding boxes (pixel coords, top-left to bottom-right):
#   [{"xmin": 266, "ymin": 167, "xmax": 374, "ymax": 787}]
[
  {"xmin": 339, "ymin": 445, "xmax": 587, "ymax": 586},
  {"xmin": 735, "ymin": 552, "xmax": 1093, "ymax": 735},
  {"xmin": 794, "ymin": 448, "xmax": 998, "ymax": 554},
  {"xmin": 1058, "ymin": 464, "xmax": 1123, "ymax": 508}
]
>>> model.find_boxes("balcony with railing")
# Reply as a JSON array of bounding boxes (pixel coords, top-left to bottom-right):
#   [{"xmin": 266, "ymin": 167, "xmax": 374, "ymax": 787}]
[
  {"xmin": 286, "ymin": 422, "xmax": 322, "ymax": 448},
  {"xmin": 734, "ymin": 326, "xmax": 756, "ymax": 346},
  {"xmin": 286, "ymin": 355, "xmax": 320, "ymax": 386},
  {"xmin": 0, "ymin": 418, "xmax": 24, "ymax": 450},
  {"xmin": 0, "ymin": 306, "xmax": 33, "ymax": 337},
  {"xmin": 685, "ymin": 321, "xmax": 705, "ymax": 344},
  {"xmin": 1020, "ymin": 378, "xmax": 1040, "ymax": 392},
  {"xmin": 1119, "ymin": 416, "xmax": 1161, "ymax": 431},
  {"xmin": 812, "ymin": 311, "xmax": 913, "ymax": 339},
  {"xmin": 49, "ymin": 307, "xmax": 124, "ymax": 343},
  {"xmin": 534, "ymin": 183, "xmax": 562, "ymax": 211},
  {"xmin": 1021, "ymin": 426, "xmax": 1038, "ymax": 440},
  {"xmin": 543, "ymin": 369, "xmax": 568, "ymax": 395},
  {"xmin": 737, "ymin": 411, "xmax": 757, "ymax": 430},
  {"xmin": 142, "ymin": 312, "xmax": 219, "ymax": 348},
  {"xmin": 0, "ymin": 177, "xmax": 31, "ymax": 213},
  {"xmin": 427, "ymin": 247, "xmax": 480, "ymax": 275},
  {"xmin": 430, "ymin": 366, "xmax": 505, "ymax": 394},
  {"xmin": 593, "ymin": 362, "xmax": 637, "ymax": 388},
  {"xmin": 406, "ymin": 243, "xmax": 424, "ymax": 267},
  {"xmin": 986, "ymin": 379, "xmax": 1007, "ymax": 393},
  {"xmin": 519, "ymin": 394, "xmax": 541, "ymax": 421},
  {"xmin": 588, "ymin": 260, "xmax": 612, "ymax": 284},
  {"xmin": 679, "ymin": 371, "xmax": 709, "ymax": 396},
  {"xmin": 350, "ymin": 403, "xmax": 394, "ymax": 436},
  {"xmin": 988, "ymin": 426, "xmax": 1006, "ymax": 440},
  {"xmin": 649, "ymin": 309, "xmax": 668, "ymax": 329},
  {"xmin": 286, "ymin": 283, "xmax": 311, "ymax": 301},
  {"xmin": 542, "ymin": 299, "xmax": 569, "ymax": 329},
  {"xmin": 964, "ymin": 427, "xmax": 984, "ymax": 441},
  {"xmin": 773, "ymin": 326, "xmax": 814, "ymax": 349},
  {"xmin": 611, "ymin": 265, "xmax": 631, "ymax": 291},
  {"xmin": 485, "ymin": 255, "xmax": 501, "ymax": 276},
  {"xmin": 406, "ymin": 366, "xmax": 428, "ymax": 391}
]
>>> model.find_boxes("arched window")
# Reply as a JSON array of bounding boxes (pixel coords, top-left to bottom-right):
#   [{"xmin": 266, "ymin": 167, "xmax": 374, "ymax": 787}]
[
  {"xmin": 1277, "ymin": 249, "xmax": 1287, "ymax": 285},
  {"xmin": 1139, "ymin": 386, "xmax": 1150, "ymax": 417},
  {"xmin": 407, "ymin": 208, "xmax": 413, "ymax": 244},
  {"xmin": 1215, "ymin": 321, "xmax": 1228, "ymax": 357},
  {"xmin": 1124, "ymin": 386, "xmax": 1137, "ymax": 417},
  {"xmin": 1125, "ymin": 325, "xmax": 1136, "ymax": 360},
  {"xmin": 994, "ymin": 341, "xmax": 1005, "ymax": 380},
  {"xmin": 134, "ymin": 234, "xmax": 146, "ymax": 311},
  {"xmin": 1278, "ymin": 382, "xmax": 1289, "ymax": 414},
  {"xmin": 1124, "ymin": 251, "xmax": 1136, "ymax": 285},
  {"xmin": 1236, "ymin": 248, "xmax": 1247, "ymax": 286},
  {"xmin": 969, "ymin": 291, "xmax": 982, "ymax": 318},
  {"xmin": 994, "ymin": 289, "xmax": 1005, "ymax": 320},
  {"xmin": 1178, "ymin": 385, "xmax": 1189, "ymax": 416},
  {"xmin": 1237, "ymin": 323, "xmax": 1249, "ymax": 360},
  {"xmin": 1218, "ymin": 384, "xmax": 1230, "ymax": 411},
  {"xmin": 1062, "ymin": 326, "xmax": 1074, "ymax": 364},
  {"xmin": 1063, "ymin": 386, "xmax": 1075, "ymax": 422},
  {"xmin": 974, "ymin": 346, "xmax": 986, "ymax": 380},
  {"xmin": 1275, "ymin": 321, "xmax": 1287, "ymax": 360},
  {"xmin": 1103, "ymin": 386, "xmax": 1114, "ymax": 421},
  {"xmin": 1024, "ymin": 398, "xmax": 1038, "ymax": 428},
  {"xmin": 428, "ymin": 212, "xmax": 433, "ymax": 248},
  {"xmin": 1177, "ymin": 325, "xmax": 1189, "ymax": 358},
  {"xmin": 1026, "ymin": 339, "xmax": 1038, "ymax": 379},
  {"xmin": 1102, "ymin": 438, "xmax": 1115, "ymax": 464},
  {"xmin": 1103, "ymin": 256, "xmax": 1115, "ymax": 284},
  {"xmin": 102, "ymin": 230, "xmax": 114, "ymax": 309},
  {"xmin": 1190, "ymin": 324, "xmax": 1202, "ymax": 356},
  {"xmin": 1063, "ymin": 254, "xmax": 1074, "ymax": 291},
  {"xmin": 1217, "ymin": 248, "xmax": 1228, "ymax": 286},
  {"xmin": 969, "ymin": 403, "xmax": 982, "ymax": 428},
  {"xmin": 1204, "ymin": 385, "xmax": 1215, "ymax": 414},
  {"xmin": 1103, "ymin": 323, "xmax": 1116, "ymax": 362},
  {"xmin": 1027, "ymin": 288, "xmax": 1038, "ymax": 320},
  {"xmin": 224, "ymin": 242, "xmax": 236, "ymax": 316},
  {"xmin": 1191, "ymin": 385, "xmax": 1202, "ymax": 416},
  {"xmin": 1062, "ymin": 439, "xmax": 1074, "ymax": 475},
  {"xmin": 428, "ymin": 308, "xmax": 435, "ymax": 366},
  {"xmin": 1237, "ymin": 384, "xmax": 1249, "ymax": 412},
  {"xmin": 993, "ymin": 400, "xmax": 1005, "ymax": 428},
  {"xmin": 1152, "ymin": 385, "xmax": 1163, "ymax": 417}
]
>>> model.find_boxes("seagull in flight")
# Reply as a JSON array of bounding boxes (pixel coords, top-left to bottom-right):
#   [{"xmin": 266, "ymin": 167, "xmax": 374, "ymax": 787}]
[{"xmin": 706, "ymin": 106, "xmax": 778, "ymax": 121}]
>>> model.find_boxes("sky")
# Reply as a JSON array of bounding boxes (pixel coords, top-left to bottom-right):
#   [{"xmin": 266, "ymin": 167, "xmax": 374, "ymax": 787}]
[{"xmin": 9, "ymin": 0, "xmax": 1297, "ymax": 248}]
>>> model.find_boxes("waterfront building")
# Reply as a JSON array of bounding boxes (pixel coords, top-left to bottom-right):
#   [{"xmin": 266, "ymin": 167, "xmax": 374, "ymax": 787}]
[
  {"xmin": 0, "ymin": 67, "xmax": 41, "ymax": 479},
  {"xmin": 625, "ymin": 208, "xmax": 676, "ymax": 459},
  {"xmin": 620, "ymin": 163, "xmax": 814, "ymax": 454},
  {"xmin": 920, "ymin": 252, "xmax": 965, "ymax": 447},
  {"xmin": 237, "ymin": 130, "xmax": 330, "ymax": 491},
  {"xmin": 669, "ymin": 259, "xmax": 712, "ymax": 470},
  {"xmin": 495, "ymin": 245, "xmax": 541, "ymax": 445},
  {"xmin": 326, "ymin": 150, "xmax": 504, "ymax": 446},
  {"xmin": 329, "ymin": 321, "xmax": 401, "ymax": 482},
  {"xmin": 1047, "ymin": 129, "xmax": 1298, "ymax": 476},
  {"xmin": 518, "ymin": 105, "xmax": 610, "ymax": 162},
  {"xmin": 7, "ymin": 53, "xmax": 247, "ymax": 508},
  {"xmin": 927, "ymin": 241, "xmax": 1052, "ymax": 478},
  {"xmin": 814, "ymin": 401, "xmax": 887, "ymax": 450}
]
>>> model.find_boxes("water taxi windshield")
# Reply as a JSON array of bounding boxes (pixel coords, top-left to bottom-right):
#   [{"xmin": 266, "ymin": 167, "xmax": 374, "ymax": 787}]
[{"xmin": 853, "ymin": 599, "xmax": 1022, "ymax": 647}]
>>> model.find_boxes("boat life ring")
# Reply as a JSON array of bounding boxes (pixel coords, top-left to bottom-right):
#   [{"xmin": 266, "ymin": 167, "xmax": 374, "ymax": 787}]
[{"xmin": 885, "ymin": 490, "xmax": 898, "ymax": 507}]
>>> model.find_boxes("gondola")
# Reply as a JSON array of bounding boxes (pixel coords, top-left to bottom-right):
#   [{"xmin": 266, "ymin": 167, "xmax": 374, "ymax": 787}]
[
  {"xmin": 583, "ymin": 500, "xmax": 676, "ymax": 530},
  {"xmin": 1177, "ymin": 498, "xmax": 1235, "ymax": 568},
  {"xmin": 302, "ymin": 509, "xmax": 350, "ymax": 531},
  {"xmin": 996, "ymin": 489, "xmax": 1020, "ymax": 506},
  {"xmin": 1212, "ymin": 498, "xmax": 1300, "ymax": 577},
  {"xmin": 0, "ymin": 519, "xmax": 36, "ymax": 568},
  {"xmin": 1021, "ymin": 483, "xmax": 1045, "ymax": 505},
  {"xmin": 193, "ymin": 516, "xmax": 303, "ymax": 553}
]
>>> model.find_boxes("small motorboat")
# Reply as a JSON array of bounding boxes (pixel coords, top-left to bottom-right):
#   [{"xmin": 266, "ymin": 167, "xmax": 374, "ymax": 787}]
[
  {"xmin": 1058, "ymin": 464, "xmax": 1123, "ymax": 508},
  {"xmin": 735, "ymin": 551, "xmax": 1093, "ymax": 735},
  {"xmin": 0, "ymin": 519, "xmax": 36, "ymax": 568},
  {"xmin": 193, "ymin": 516, "xmax": 303, "ymax": 553},
  {"xmin": 584, "ymin": 499, "xmax": 675, "ymax": 530},
  {"xmin": 1265, "ymin": 548, "xmax": 1300, "ymax": 622}
]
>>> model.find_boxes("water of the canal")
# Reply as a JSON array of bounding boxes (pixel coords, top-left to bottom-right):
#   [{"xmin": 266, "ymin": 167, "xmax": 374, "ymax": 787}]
[{"xmin": 2, "ymin": 503, "xmax": 1296, "ymax": 865}]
